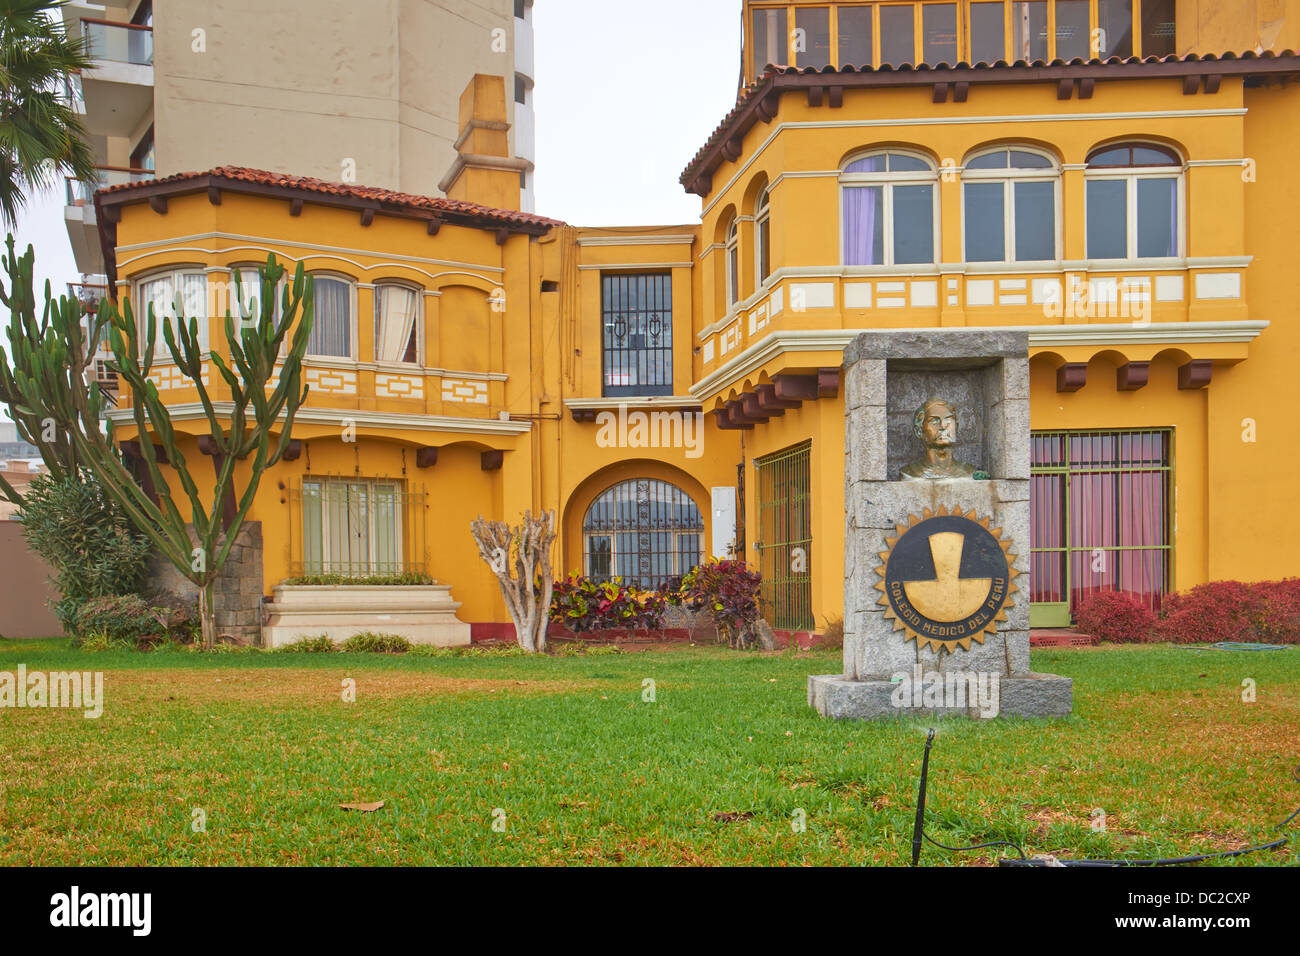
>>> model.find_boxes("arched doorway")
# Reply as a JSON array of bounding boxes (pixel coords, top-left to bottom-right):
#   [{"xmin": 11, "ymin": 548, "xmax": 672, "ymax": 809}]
[{"xmin": 582, "ymin": 478, "xmax": 704, "ymax": 589}]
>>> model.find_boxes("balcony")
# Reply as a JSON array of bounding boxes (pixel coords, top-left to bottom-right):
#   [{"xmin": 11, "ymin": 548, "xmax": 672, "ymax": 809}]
[
  {"xmin": 65, "ymin": 166, "xmax": 155, "ymax": 275},
  {"xmin": 62, "ymin": 8, "xmax": 154, "ymax": 139}
]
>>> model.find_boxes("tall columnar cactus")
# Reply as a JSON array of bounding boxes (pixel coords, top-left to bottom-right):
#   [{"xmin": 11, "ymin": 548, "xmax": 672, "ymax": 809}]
[{"xmin": 0, "ymin": 237, "xmax": 315, "ymax": 646}]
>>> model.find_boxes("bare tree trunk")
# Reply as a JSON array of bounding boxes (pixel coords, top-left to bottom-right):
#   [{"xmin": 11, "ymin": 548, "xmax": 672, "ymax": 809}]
[
  {"xmin": 471, "ymin": 510, "xmax": 556, "ymax": 653},
  {"xmin": 199, "ymin": 582, "xmax": 216, "ymax": 649}
]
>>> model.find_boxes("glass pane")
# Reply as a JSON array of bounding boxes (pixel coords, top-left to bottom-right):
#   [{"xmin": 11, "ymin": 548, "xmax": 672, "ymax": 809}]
[
  {"xmin": 1099, "ymin": 0, "xmax": 1133, "ymax": 58},
  {"xmin": 758, "ymin": 216, "xmax": 770, "ymax": 283},
  {"xmin": 1010, "ymin": 150, "xmax": 1053, "ymax": 168},
  {"xmin": 1133, "ymin": 145, "xmax": 1178, "ymax": 166},
  {"xmin": 373, "ymin": 484, "xmax": 400, "ymax": 575},
  {"xmin": 1086, "ymin": 179, "xmax": 1128, "ymax": 258},
  {"xmin": 842, "ymin": 185, "xmax": 884, "ymax": 265},
  {"xmin": 922, "ymin": 3, "xmax": 957, "ymax": 64},
  {"xmin": 888, "ymin": 153, "xmax": 930, "ymax": 172},
  {"xmin": 302, "ymin": 481, "xmax": 323, "ymax": 574},
  {"xmin": 1088, "ymin": 146, "xmax": 1130, "ymax": 167},
  {"xmin": 751, "ymin": 7, "xmax": 788, "ymax": 73},
  {"xmin": 964, "ymin": 181, "xmax": 1005, "ymax": 261},
  {"xmin": 1011, "ymin": 1, "xmax": 1048, "ymax": 60},
  {"xmin": 970, "ymin": 2, "xmax": 1006, "ymax": 64},
  {"xmin": 1014, "ymin": 180, "xmax": 1055, "ymax": 260},
  {"xmin": 880, "ymin": 5, "xmax": 915, "ymax": 66},
  {"xmin": 795, "ymin": 7, "xmax": 831, "ymax": 69},
  {"xmin": 845, "ymin": 154, "xmax": 887, "ymax": 174},
  {"xmin": 1136, "ymin": 178, "xmax": 1177, "ymax": 257},
  {"xmin": 1140, "ymin": 0, "xmax": 1176, "ymax": 57},
  {"xmin": 1054, "ymin": 0, "xmax": 1090, "ymax": 59},
  {"xmin": 892, "ymin": 184, "xmax": 934, "ymax": 264},
  {"xmin": 837, "ymin": 5, "xmax": 873, "ymax": 66},
  {"xmin": 587, "ymin": 535, "xmax": 611, "ymax": 580},
  {"xmin": 966, "ymin": 150, "xmax": 1009, "ymax": 170}
]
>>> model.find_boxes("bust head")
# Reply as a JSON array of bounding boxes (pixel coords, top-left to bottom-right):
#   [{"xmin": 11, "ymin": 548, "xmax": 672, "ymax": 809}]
[{"xmin": 913, "ymin": 398, "xmax": 959, "ymax": 448}]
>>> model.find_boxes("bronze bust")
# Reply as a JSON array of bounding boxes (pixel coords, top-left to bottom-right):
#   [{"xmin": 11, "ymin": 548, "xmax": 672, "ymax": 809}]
[{"xmin": 900, "ymin": 398, "xmax": 977, "ymax": 480}]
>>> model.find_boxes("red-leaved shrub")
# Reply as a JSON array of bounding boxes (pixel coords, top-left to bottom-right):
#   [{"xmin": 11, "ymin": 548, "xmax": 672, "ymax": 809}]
[
  {"xmin": 1155, "ymin": 578, "xmax": 1300, "ymax": 645},
  {"xmin": 1073, "ymin": 590, "xmax": 1156, "ymax": 644}
]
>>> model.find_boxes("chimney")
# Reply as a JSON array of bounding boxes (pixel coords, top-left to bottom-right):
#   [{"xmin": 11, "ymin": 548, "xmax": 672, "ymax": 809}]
[{"xmin": 438, "ymin": 74, "xmax": 529, "ymax": 211}]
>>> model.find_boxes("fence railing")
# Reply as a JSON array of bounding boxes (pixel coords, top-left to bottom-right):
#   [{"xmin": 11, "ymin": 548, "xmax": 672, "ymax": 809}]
[
  {"xmin": 81, "ymin": 17, "xmax": 153, "ymax": 66},
  {"xmin": 66, "ymin": 165, "xmax": 155, "ymax": 206}
]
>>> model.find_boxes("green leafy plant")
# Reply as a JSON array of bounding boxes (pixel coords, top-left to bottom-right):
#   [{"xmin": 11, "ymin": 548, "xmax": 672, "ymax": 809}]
[
  {"xmin": 16, "ymin": 472, "xmax": 152, "ymax": 626},
  {"xmin": 339, "ymin": 632, "xmax": 412, "ymax": 654},
  {"xmin": 281, "ymin": 572, "xmax": 433, "ymax": 587},
  {"xmin": 0, "ymin": 241, "xmax": 314, "ymax": 647},
  {"xmin": 278, "ymin": 635, "xmax": 337, "ymax": 653},
  {"xmin": 668, "ymin": 559, "xmax": 762, "ymax": 649},
  {"xmin": 71, "ymin": 594, "xmax": 163, "ymax": 643},
  {"xmin": 548, "ymin": 574, "xmax": 667, "ymax": 633}
]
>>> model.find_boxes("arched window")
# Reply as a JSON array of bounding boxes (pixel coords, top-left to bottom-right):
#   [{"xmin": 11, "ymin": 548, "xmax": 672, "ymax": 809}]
[
  {"xmin": 135, "ymin": 266, "xmax": 207, "ymax": 355},
  {"xmin": 582, "ymin": 478, "xmax": 704, "ymax": 588},
  {"xmin": 754, "ymin": 185, "xmax": 772, "ymax": 287},
  {"xmin": 725, "ymin": 218, "xmax": 740, "ymax": 308},
  {"xmin": 840, "ymin": 150, "xmax": 937, "ymax": 266},
  {"xmin": 1085, "ymin": 143, "xmax": 1182, "ymax": 260},
  {"xmin": 962, "ymin": 147, "xmax": 1059, "ymax": 263}
]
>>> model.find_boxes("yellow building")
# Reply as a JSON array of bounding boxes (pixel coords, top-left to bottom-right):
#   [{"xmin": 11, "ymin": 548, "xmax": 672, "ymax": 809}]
[{"xmin": 98, "ymin": 1, "xmax": 1300, "ymax": 640}]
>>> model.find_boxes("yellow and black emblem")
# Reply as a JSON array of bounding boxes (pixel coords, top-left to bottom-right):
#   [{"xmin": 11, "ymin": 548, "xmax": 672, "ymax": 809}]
[{"xmin": 874, "ymin": 505, "xmax": 1018, "ymax": 654}]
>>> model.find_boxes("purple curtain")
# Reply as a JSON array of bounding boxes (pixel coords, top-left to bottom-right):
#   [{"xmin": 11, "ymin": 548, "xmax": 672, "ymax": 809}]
[{"xmin": 842, "ymin": 186, "xmax": 880, "ymax": 265}]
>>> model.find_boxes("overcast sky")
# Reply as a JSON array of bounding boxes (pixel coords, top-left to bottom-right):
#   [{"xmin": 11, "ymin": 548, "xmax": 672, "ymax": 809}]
[{"xmin": 10, "ymin": 0, "xmax": 741, "ymax": 297}]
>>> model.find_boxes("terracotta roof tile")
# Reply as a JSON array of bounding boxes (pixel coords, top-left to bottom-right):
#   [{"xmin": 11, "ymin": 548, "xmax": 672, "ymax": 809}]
[{"xmin": 98, "ymin": 165, "xmax": 565, "ymax": 231}]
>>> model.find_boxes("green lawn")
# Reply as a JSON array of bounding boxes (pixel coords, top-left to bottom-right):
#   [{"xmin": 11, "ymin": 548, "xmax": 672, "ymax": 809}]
[{"xmin": 0, "ymin": 639, "xmax": 1296, "ymax": 866}]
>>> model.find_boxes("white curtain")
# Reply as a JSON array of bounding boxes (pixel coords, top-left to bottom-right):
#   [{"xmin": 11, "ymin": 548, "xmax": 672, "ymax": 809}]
[
  {"xmin": 375, "ymin": 285, "xmax": 417, "ymax": 363},
  {"xmin": 307, "ymin": 276, "xmax": 351, "ymax": 357},
  {"xmin": 137, "ymin": 272, "xmax": 207, "ymax": 356}
]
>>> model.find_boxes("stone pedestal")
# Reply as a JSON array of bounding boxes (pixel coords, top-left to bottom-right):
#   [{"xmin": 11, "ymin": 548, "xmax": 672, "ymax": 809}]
[
  {"xmin": 809, "ymin": 330, "xmax": 1072, "ymax": 720},
  {"xmin": 262, "ymin": 584, "xmax": 472, "ymax": 648}
]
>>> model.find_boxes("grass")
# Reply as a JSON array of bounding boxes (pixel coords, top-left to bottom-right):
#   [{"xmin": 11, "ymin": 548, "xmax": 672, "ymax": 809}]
[{"xmin": 0, "ymin": 638, "xmax": 1296, "ymax": 866}]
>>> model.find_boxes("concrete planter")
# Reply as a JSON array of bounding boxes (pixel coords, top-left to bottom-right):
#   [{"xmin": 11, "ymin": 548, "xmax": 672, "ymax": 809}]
[{"xmin": 262, "ymin": 584, "xmax": 472, "ymax": 649}]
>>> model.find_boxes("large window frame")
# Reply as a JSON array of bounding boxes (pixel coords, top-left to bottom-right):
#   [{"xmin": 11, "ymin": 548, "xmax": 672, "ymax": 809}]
[
  {"xmin": 961, "ymin": 146, "xmax": 1061, "ymax": 264},
  {"xmin": 839, "ymin": 149, "xmax": 939, "ymax": 267},
  {"xmin": 600, "ymin": 272, "xmax": 673, "ymax": 398},
  {"xmin": 582, "ymin": 478, "xmax": 705, "ymax": 590},
  {"xmin": 299, "ymin": 477, "xmax": 407, "ymax": 578},
  {"xmin": 1084, "ymin": 142, "xmax": 1184, "ymax": 261},
  {"xmin": 134, "ymin": 266, "xmax": 208, "ymax": 356},
  {"xmin": 754, "ymin": 185, "xmax": 773, "ymax": 289},
  {"xmin": 725, "ymin": 218, "xmax": 740, "ymax": 309}
]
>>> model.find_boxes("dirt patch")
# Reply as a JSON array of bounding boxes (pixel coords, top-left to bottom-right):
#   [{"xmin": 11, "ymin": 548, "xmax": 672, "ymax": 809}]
[{"xmin": 100, "ymin": 668, "xmax": 591, "ymax": 706}]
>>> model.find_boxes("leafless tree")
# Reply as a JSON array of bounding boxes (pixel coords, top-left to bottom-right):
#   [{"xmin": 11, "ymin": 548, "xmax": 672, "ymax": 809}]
[{"xmin": 470, "ymin": 509, "xmax": 556, "ymax": 652}]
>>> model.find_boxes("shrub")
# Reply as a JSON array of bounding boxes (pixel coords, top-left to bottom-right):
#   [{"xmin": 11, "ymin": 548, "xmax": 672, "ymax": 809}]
[
  {"xmin": 17, "ymin": 473, "xmax": 153, "ymax": 626},
  {"xmin": 669, "ymin": 559, "xmax": 762, "ymax": 649},
  {"xmin": 1155, "ymin": 578, "xmax": 1300, "ymax": 645},
  {"xmin": 281, "ymin": 572, "xmax": 433, "ymax": 587},
  {"xmin": 819, "ymin": 616, "xmax": 844, "ymax": 649},
  {"xmin": 279, "ymin": 635, "xmax": 337, "ymax": 653},
  {"xmin": 72, "ymin": 594, "xmax": 164, "ymax": 643},
  {"xmin": 549, "ymin": 575, "xmax": 667, "ymax": 633},
  {"xmin": 1073, "ymin": 590, "xmax": 1156, "ymax": 644},
  {"xmin": 339, "ymin": 632, "xmax": 412, "ymax": 653}
]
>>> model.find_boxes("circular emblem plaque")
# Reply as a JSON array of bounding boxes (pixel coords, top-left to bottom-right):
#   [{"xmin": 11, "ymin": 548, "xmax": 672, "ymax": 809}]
[{"xmin": 874, "ymin": 506, "xmax": 1019, "ymax": 654}]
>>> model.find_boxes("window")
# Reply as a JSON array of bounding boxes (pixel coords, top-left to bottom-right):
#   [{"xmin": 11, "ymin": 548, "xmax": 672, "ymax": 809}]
[
  {"xmin": 962, "ymin": 148, "xmax": 1058, "ymax": 263},
  {"xmin": 837, "ymin": 4, "xmax": 873, "ymax": 66},
  {"xmin": 514, "ymin": 0, "xmax": 526, "ymax": 19},
  {"xmin": 1011, "ymin": 1, "xmax": 1048, "ymax": 60},
  {"xmin": 1030, "ymin": 429, "xmax": 1171, "ymax": 625},
  {"xmin": 754, "ymin": 186, "xmax": 772, "ymax": 287},
  {"xmin": 374, "ymin": 283, "xmax": 420, "ymax": 364},
  {"xmin": 1086, "ymin": 143, "xmax": 1181, "ymax": 259},
  {"xmin": 795, "ymin": 7, "xmax": 831, "ymax": 69},
  {"xmin": 1097, "ymin": 0, "xmax": 1133, "ymax": 57},
  {"xmin": 1054, "ymin": 0, "xmax": 1090, "ymax": 58},
  {"xmin": 922, "ymin": 3, "xmax": 957, "ymax": 64},
  {"xmin": 601, "ymin": 273, "xmax": 672, "ymax": 397},
  {"xmin": 970, "ymin": 2, "xmax": 1005, "ymax": 64},
  {"xmin": 136, "ymin": 268, "xmax": 207, "ymax": 355},
  {"xmin": 756, "ymin": 442, "xmax": 813, "ymax": 630},
  {"xmin": 840, "ymin": 150, "xmax": 936, "ymax": 266},
  {"xmin": 725, "ymin": 218, "xmax": 740, "ymax": 307},
  {"xmin": 582, "ymin": 479, "xmax": 703, "ymax": 589},
  {"xmin": 223, "ymin": 265, "xmax": 283, "ymax": 325},
  {"xmin": 751, "ymin": 6, "xmax": 788, "ymax": 74},
  {"xmin": 1140, "ymin": 0, "xmax": 1176, "ymax": 57},
  {"xmin": 306, "ymin": 274, "xmax": 352, "ymax": 357},
  {"xmin": 880, "ymin": 5, "xmax": 915, "ymax": 66},
  {"xmin": 514, "ymin": 74, "xmax": 528, "ymax": 106},
  {"xmin": 300, "ymin": 478, "xmax": 405, "ymax": 577}
]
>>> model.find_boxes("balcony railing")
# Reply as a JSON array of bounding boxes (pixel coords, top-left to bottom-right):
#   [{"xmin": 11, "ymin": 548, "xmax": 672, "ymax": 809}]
[
  {"xmin": 80, "ymin": 17, "xmax": 153, "ymax": 66},
  {"xmin": 66, "ymin": 165, "xmax": 155, "ymax": 207},
  {"xmin": 68, "ymin": 281, "xmax": 110, "ymax": 317}
]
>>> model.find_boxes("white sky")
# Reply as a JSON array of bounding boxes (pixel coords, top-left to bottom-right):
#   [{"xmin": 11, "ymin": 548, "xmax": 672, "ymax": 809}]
[{"xmin": 10, "ymin": 0, "xmax": 741, "ymax": 296}]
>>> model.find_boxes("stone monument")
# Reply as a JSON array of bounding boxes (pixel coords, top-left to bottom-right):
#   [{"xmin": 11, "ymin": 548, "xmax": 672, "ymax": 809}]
[{"xmin": 809, "ymin": 330, "xmax": 1073, "ymax": 719}]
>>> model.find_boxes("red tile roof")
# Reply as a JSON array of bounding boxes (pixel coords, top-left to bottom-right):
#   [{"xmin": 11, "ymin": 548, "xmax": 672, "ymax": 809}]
[
  {"xmin": 681, "ymin": 51, "xmax": 1300, "ymax": 194},
  {"xmin": 98, "ymin": 165, "xmax": 565, "ymax": 232}
]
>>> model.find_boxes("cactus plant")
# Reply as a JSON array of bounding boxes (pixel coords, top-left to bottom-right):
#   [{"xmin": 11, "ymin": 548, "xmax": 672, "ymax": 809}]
[{"xmin": 0, "ymin": 237, "xmax": 314, "ymax": 646}]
